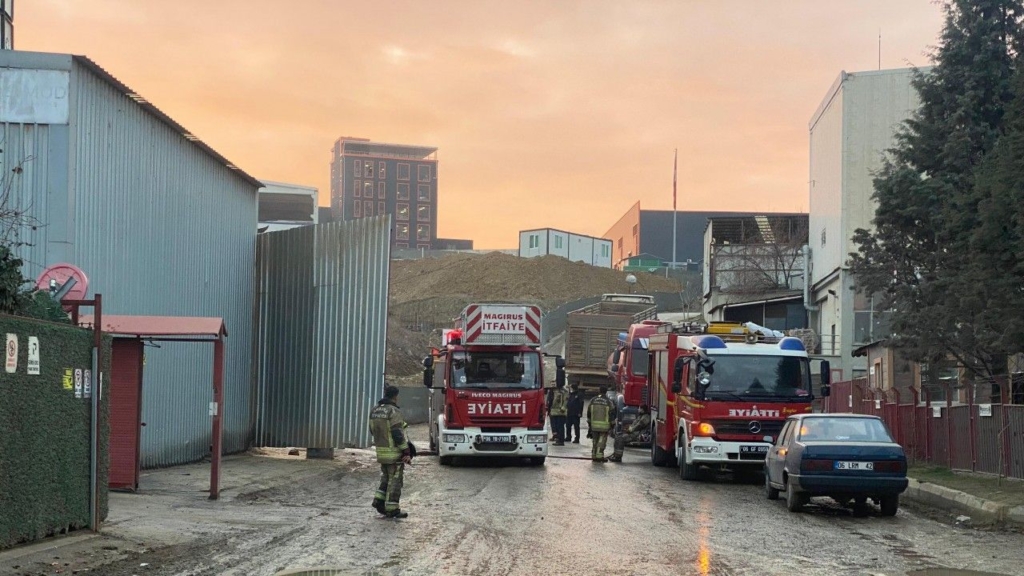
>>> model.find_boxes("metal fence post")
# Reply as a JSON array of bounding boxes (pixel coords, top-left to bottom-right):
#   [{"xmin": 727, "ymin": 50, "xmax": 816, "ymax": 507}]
[
  {"xmin": 944, "ymin": 382, "xmax": 953, "ymax": 469},
  {"xmin": 968, "ymin": 381, "xmax": 977, "ymax": 473}
]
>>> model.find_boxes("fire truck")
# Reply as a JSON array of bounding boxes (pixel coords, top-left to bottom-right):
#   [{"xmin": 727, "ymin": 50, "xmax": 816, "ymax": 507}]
[
  {"xmin": 647, "ymin": 321, "xmax": 831, "ymax": 480},
  {"xmin": 422, "ymin": 303, "xmax": 563, "ymax": 466},
  {"xmin": 607, "ymin": 320, "xmax": 668, "ymax": 444}
]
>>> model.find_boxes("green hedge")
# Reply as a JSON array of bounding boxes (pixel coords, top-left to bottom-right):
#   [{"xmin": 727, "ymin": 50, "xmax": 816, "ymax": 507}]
[{"xmin": 0, "ymin": 315, "xmax": 111, "ymax": 549}]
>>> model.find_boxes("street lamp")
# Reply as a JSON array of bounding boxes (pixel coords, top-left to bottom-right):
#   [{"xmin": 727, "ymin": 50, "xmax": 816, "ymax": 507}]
[{"xmin": 625, "ymin": 274, "xmax": 637, "ymax": 294}]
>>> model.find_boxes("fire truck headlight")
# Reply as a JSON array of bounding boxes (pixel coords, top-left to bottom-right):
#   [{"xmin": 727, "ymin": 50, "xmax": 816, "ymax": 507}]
[
  {"xmin": 443, "ymin": 434, "xmax": 467, "ymax": 443},
  {"xmin": 692, "ymin": 445, "xmax": 719, "ymax": 454},
  {"xmin": 696, "ymin": 422, "xmax": 716, "ymax": 437},
  {"xmin": 526, "ymin": 434, "xmax": 547, "ymax": 444}
]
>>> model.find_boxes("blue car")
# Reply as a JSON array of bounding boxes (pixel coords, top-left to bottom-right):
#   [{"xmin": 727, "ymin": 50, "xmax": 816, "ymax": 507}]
[{"xmin": 764, "ymin": 413, "xmax": 909, "ymax": 515}]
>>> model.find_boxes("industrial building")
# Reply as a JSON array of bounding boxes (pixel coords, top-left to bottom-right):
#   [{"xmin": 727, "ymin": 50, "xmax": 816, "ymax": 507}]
[
  {"xmin": 258, "ymin": 180, "xmax": 319, "ymax": 232},
  {"xmin": 518, "ymin": 228, "xmax": 612, "ymax": 268},
  {"xmin": 603, "ymin": 202, "xmax": 766, "ymax": 270},
  {"xmin": 1, "ymin": 0, "xmax": 11, "ymax": 50},
  {"xmin": 702, "ymin": 214, "xmax": 808, "ymax": 331},
  {"xmin": 1, "ymin": 50, "xmax": 261, "ymax": 467},
  {"xmin": 808, "ymin": 67, "xmax": 921, "ymax": 380}
]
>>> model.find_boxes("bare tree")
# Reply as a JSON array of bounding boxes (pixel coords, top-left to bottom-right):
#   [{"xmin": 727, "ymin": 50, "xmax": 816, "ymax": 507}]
[{"xmin": 0, "ymin": 138, "xmax": 38, "ymax": 247}]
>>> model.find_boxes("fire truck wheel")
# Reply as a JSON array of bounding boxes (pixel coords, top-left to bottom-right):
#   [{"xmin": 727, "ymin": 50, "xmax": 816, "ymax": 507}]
[
  {"xmin": 765, "ymin": 473, "xmax": 780, "ymax": 500},
  {"xmin": 529, "ymin": 457, "xmax": 546, "ymax": 466},
  {"xmin": 679, "ymin": 455, "xmax": 699, "ymax": 481},
  {"xmin": 785, "ymin": 481, "xmax": 807, "ymax": 512},
  {"xmin": 439, "ymin": 455, "xmax": 454, "ymax": 466},
  {"xmin": 651, "ymin": 441, "xmax": 671, "ymax": 467}
]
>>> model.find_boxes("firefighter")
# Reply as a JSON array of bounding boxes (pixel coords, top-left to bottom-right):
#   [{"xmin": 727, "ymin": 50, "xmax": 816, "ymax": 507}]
[
  {"xmin": 608, "ymin": 405, "xmax": 651, "ymax": 462},
  {"xmin": 587, "ymin": 386, "xmax": 615, "ymax": 462},
  {"xmin": 547, "ymin": 380, "xmax": 569, "ymax": 446},
  {"xmin": 369, "ymin": 385, "xmax": 411, "ymax": 519},
  {"xmin": 565, "ymin": 385, "xmax": 584, "ymax": 443}
]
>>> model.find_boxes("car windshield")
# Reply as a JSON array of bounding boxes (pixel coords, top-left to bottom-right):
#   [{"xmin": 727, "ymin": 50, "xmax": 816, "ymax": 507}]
[
  {"xmin": 703, "ymin": 354, "xmax": 811, "ymax": 400},
  {"xmin": 449, "ymin": 351, "xmax": 541, "ymax": 389},
  {"xmin": 797, "ymin": 417, "xmax": 894, "ymax": 442},
  {"xmin": 630, "ymin": 347, "xmax": 648, "ymax": 376}
]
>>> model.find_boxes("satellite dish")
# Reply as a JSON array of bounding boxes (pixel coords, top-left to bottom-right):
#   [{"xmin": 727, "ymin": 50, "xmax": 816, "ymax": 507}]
[{"xmin": 35, "ymin": 263, "xmax": 90, "ymax": 310}]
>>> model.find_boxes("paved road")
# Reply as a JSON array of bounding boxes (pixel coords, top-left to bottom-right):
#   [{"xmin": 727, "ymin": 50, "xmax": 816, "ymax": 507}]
[{"xmin": 4, "ymin": 426, "xmax": 1022, "ymax": 576}]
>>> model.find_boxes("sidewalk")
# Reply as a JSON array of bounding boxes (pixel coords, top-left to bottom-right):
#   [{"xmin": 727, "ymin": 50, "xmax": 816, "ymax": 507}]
[{"xmin": 905, "ymin": 464, "xmax": 1024, "ymax": 529}]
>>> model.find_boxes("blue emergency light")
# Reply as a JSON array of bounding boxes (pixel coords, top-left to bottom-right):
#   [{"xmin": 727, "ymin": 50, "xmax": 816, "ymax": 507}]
[
  {"xmin": 690, "ymin": 335, "xmax": 727, "ymax": 349},
  {"xmin": 778, "ymin": 337, "xmax": 806, "ymax": 351}
]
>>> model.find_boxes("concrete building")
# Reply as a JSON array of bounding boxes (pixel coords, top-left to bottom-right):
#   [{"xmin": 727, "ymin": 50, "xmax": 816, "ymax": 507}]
[
  {"xmin": 329, "ymin": 137, "xmax": 440, "ymax": 249},
  {"xmin": 702, "ymin": 214, "xmax": 808, "ymax": 331},
  {"xmin": 518, "ymin": 228, "xmax": 612, "ymax": 268},
  {"xmin": 808, "ymin": 68, "xmax": 922, "ymax": 380},
  {"xmin": 258, "ymin": 180, "xmax": 318, "ymax": 232},
  {"xmin": 1, "ymin": 51, "xmax": 261, "ymax": 467},
  {"xmin": 603, "ymin": 202, "xmax": 766, "ymax": 270}
]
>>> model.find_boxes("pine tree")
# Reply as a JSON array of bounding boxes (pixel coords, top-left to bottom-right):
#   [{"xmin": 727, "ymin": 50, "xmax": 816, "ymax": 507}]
[{"xmin": 849, "ymin": 0, "xmax": 1024, "ymax": 380}]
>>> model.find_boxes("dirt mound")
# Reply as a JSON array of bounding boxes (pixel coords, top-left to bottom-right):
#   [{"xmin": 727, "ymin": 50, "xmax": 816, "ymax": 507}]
[{"xmin": 385, "ymin": 252, "xmax": 681, "ymax": 377}]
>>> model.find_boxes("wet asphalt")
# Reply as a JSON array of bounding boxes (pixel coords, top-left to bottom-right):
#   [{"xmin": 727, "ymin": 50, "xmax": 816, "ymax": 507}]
[{"xmin": 9, "ymin": 425, "xmax": 1024, "ymax": 576}]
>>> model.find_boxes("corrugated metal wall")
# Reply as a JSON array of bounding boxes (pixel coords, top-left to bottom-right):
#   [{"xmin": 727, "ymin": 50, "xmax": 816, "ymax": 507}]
[
  {"xmin": 255, "ymin": 216, "xmax": 390, "ymax": 449},
  {"xmin": 2, "ymin": 53, "xmax": 258, "ymax": 467}
]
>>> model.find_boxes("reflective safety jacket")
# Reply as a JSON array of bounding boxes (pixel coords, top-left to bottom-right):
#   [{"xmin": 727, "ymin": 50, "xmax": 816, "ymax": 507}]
[
  {"xmin": 588, "ymin": 396, "xmax": 614, "ymax": 432},
  {"xmin": 369, "ymin": 399, "xmax": 409, "ymax": 464},
  {"xmin": 549, "ymin": 387, "xmax": 568, "ymax": 416}
]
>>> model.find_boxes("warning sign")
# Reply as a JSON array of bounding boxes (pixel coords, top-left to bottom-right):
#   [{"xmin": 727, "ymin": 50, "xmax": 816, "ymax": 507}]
[
  {"xmin": 74, "ymin": 368, "xmax": 83, "ymax": 399},
  {"xmin": 27, "ymin": 336, "xmax": 40, "ymax": 375},
  {"xmin": 5, "ymin": 333, "xmax": 17, "ymax": 373},
  {"xmin": 84, "ymin": 369, "xmax": 92, "ymax": 399},
  {"xmin": 63, "ymin": 368, "xmax": 73, "ymax": 390}
]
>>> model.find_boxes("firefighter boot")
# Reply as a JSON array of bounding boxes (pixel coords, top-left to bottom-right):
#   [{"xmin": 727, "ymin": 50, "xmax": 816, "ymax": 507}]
[
  {"xmin": 372, "ymin": 498, "xmax": 385, "ymax": 514},
  {"xmin": 607, "ymin": 454, "xmax": 622, "ymax": 462},
  {"xmin": 387, "ymin": 510, "xmax": 409, "ymax": 519}
]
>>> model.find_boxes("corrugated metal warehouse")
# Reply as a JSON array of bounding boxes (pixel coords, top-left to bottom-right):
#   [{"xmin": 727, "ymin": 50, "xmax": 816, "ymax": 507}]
[{"xmin": 0, "ymin": 50, "xmax": 261, "ymax": 467}]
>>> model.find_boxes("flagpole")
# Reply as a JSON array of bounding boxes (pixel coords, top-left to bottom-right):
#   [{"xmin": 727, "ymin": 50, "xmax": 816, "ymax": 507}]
[{"xmin": 672, "ymin": 149, "xmax": 678, "ymax": 270}]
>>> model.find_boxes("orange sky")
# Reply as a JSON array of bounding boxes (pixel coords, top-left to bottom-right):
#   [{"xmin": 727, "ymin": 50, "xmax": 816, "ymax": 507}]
[{"xmin": 17, "ymin": 1, "xmax": 943, "ymax": 248}]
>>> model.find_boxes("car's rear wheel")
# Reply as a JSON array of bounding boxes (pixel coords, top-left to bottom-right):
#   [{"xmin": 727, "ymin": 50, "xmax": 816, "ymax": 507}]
[
  {"xmin": 786, "ymin": 481, "xmax": 806, "ymax": 512},
  {"xmin": 765, "ymin": 471, "xmax": 780, "ymax": 500},
  {"xmin": 880, "ymin": 496, "xmax": 899, "ymax": 517}
]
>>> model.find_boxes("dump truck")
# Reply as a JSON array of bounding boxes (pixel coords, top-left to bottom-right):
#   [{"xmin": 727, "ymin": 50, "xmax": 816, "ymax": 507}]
[{"xmin": 563, "ymin": 294, "xmax": 656, "ymax": 394}]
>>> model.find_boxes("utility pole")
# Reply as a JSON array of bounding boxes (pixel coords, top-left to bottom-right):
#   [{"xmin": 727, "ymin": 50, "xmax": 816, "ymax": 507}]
[{"xmin": 672, "ymin": 148, "xmax": 678, "ymax": 270}]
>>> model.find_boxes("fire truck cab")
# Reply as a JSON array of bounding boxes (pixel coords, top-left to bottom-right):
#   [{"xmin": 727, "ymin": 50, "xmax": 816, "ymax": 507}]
[{"xmin": 648, "ymin": 321, "xmax": 830, "ymax": 480}]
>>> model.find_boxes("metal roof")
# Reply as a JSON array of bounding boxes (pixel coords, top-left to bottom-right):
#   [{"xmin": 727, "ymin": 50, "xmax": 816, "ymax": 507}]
[
  {"xmin": 70, "ymin": 56, "xmax": 263, "ymax": 188},
  {"xmin": 80, "ymin": 315, "xmax": 227, "ymax": 338}
]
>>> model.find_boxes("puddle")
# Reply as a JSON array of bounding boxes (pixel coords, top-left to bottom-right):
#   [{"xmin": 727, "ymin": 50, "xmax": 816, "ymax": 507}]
[{"xmin": 909, "ymin": 565, "xmax": 1011, "ymax": 569}]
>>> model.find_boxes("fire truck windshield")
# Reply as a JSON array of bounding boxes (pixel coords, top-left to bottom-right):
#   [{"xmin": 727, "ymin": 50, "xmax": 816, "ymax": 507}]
[
  {"xmin": 450, "ymin": 352, "xmax": 541, "ymax": 389},
  {"xmin": 703, "ymin": 354, "xmax": 811, "ymax": 400}
]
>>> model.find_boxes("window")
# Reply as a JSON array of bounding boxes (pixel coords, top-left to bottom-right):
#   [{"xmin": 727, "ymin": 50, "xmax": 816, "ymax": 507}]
[
  {"xmin": 396, "ymin": 243, "xmax": 409, "ymax": 249},
  {"xmin": 418, "ymin": 243, "xmax": 431, "ymax": 250},
  {"xmin": 601, "ymin": 244, "xmax": 610, "ymax": 258},
  {"xmin": 378, "ymin": 161, "xmax": 386, "ymax": 179},
  {"xmin": 363, "ymin": 181, "xmax": 374, "ymax": 198},
  {"xmin": 364, "ymin": 200, "xmax": 373, "ymax": 216},
  {"xmin": 353, "ymin": 201, "xmax": 362, "ymax": 218},
  {"xmin": 632, "ymin": 224, "xmax": 638, "ymax": 236},
  {"xmin": 418, "ymin": 165, "xmax": 431, "ymax": 182},
  {"xmin": 378, "ymin": 201, "xmax": 385, "ymax": 214},
  {"xmin": 398, "ymin": 163, "xmax": 411, "ymax": 181},
  {"xmin": 821, "ymin": 228, "xmax": 827, "ymax": 246},
  {"xmin": 353, "ymin": 158, "xmax": 362, "ymax": 176},
  {"xmin": 397, "ymin": 183, "xmax": 410, "ymax": 200},
  {"xmin": 417, "ymin": 185, "xmax": 431, "ymax": 201},
  {"xmin": 528, "ymin": 234, "xmax": 539, "ymax": 249},
  {"xmin": 396, "ymin": 223, "xmax": 410, "ymax": 240},
  {"xmin": 364, "ymin": 161, "xmax": 374, "ymax": 177},
  {"xmin": 353, "ymin": 181, "xmax": 361, "ymax": 198},
  {"xmin": 618, "ymin": 237, "xmax": 623, "ymax": 250},
  {"xmin": 797, "ymin": 417, "xmax": 893, "ymax": 443},
  {"xmin": 554, "ymin": 236, "xmax": 564, "ymax": 249},
  {"xmin": 448, "ymin": 351, "xmax": 541, "ymax": 390},
  {"xmin": 397, "ymin": 203, "xmax": 410, "ymax": 221},
  {"xmin": 378, "ymin": 182, "xmax": 386, "ymax": 199},
  {"xmin": 417, "ymin": 205, "xmax": 430, "ymax": 222},
  {"xmin": 417, "ymin": 224, "xmax": 430, "ymax": 241},
  {"xmin": 854, "ymin": 291, "xmax": 892, "ymax": 345}
]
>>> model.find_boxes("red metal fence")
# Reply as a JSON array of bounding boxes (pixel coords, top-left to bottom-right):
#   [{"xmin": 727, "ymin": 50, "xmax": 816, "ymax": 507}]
[{"xmin": 824, "ymin": 379, "xmax": 1024, "ymax": 480}]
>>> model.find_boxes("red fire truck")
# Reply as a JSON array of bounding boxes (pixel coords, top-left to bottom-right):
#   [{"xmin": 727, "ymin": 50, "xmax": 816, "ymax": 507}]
[
  {"xmin": 423, "ymin": 303, "xmax": 563, "ymax": 466},
  {"xmin": 647, "ymin": 322, "xmax": 831, "ymax": 479},
  {"xmin": 607, "ymin": 320, "xmax": 668, "ymax": 443}
]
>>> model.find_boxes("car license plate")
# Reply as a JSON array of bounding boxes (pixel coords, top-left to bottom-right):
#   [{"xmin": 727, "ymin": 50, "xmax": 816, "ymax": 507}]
[
  {"xmin": 835, "ymin": 461, "xmax": 873, "ymax": 470},
  {"xmin": 740, "ymin": 445, "xmax": 768, "ymax": 454},
  {"xmin": 482, "ymin": 435, "xmax": 511, "ymax": 443}
]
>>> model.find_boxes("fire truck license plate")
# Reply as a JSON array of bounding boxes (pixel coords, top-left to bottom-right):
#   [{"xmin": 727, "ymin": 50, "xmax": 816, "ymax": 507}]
[
  {"xmin": 482, "ymin": 435, "xmax": 511, "ymax": 443},
  {"xmin": 740, "ymin": 445, "xmax": 768, "ymax": 454}
]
